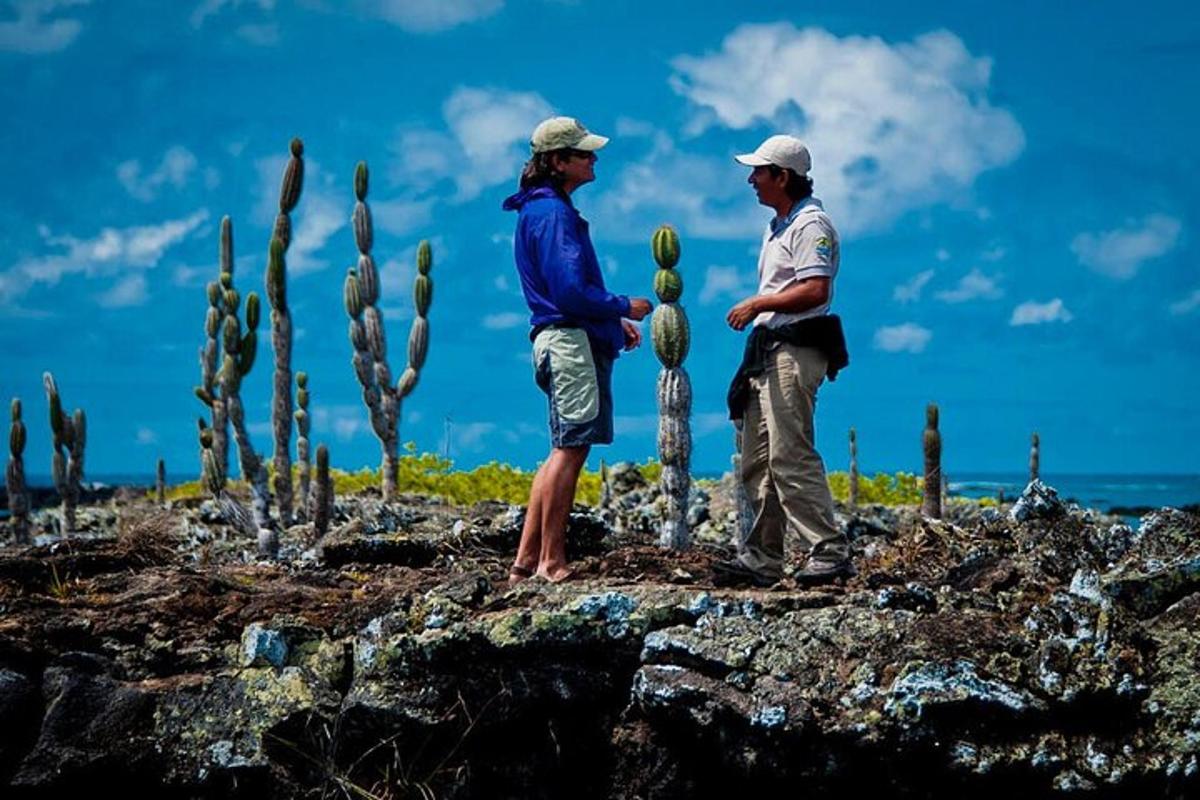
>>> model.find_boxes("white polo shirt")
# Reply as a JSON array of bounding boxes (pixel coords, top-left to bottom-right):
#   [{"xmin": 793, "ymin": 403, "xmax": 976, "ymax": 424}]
[{"xmin": 753, "ymin": 196, "xmax": 839, "ymax": 329}]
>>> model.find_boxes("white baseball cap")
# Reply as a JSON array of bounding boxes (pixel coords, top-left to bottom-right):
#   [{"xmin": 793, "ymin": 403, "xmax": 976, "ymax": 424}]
[
  {"xmin": 530, "ymin": 117, "xmax": 609, "ymax": 154},
  {"xmin": 734, "ymin": 134, "xmax": 812, "ymax": 175}
]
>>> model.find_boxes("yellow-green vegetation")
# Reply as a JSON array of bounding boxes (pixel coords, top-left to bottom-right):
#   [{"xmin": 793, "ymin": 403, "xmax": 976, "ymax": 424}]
[
  {"xmin": 165, "ymin": 454, "xmax": 973, "ymax": 509},
  {"xmin": 827, "ymin": 471, "xmax": 924, "ymax": 505}
]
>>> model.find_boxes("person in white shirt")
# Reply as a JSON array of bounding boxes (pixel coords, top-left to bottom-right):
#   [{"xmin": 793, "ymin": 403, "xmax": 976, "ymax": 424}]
[{"xmin": 715, "ymin": 134, "xmax": 854, "ymax": 587}]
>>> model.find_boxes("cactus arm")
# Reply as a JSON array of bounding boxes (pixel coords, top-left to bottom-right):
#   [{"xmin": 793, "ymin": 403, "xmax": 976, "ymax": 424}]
[{"xmin": 649, "ymin": 225, "xmax": 692, "ymax": 549}]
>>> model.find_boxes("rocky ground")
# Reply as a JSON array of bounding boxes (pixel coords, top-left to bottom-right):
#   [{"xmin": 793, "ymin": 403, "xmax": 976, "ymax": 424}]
[{"xmin": 0, "ymin": 472, "xmax": 1198, "ymax": 798}]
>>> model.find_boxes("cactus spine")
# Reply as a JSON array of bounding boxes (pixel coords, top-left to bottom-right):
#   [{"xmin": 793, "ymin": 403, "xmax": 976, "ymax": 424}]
[
  {"xmin": 295, "ymin": 372, "xmax": 311, "ymax": 522},
  {"xmin": 6, "ymin": 399, "xmax": 30, "ymax": 544},
  {"xmin": 42, "ymin": 372, "xmax": 85, "ymax": 534},
  {"xmin": 268, "ymin": 138, "xmax": 304, "ymax": 526},
  {"xmin": 1029, "ymin": 432, "xmax": 1040, "ymax": 483},
  {"xmin": 312, "ymin": 443, "xmax": 333, "ymax": 538},
  {"xmin": 922, "ymin": 403, "xmax": 942, "ymax": 519},
  {"xmin": 848, "ymin": 427, "xmax": 859, "ymax": 509},
  {"xmin": 195, "ymin": 217, "xmax": 233, "ymax": 491},
  {"xmin": 344, "ymin": 161, "xmax": 433, "ymax": 500},
  {"xmin": 650, "ymin": 225, "xmax": 692, "ymax": 549},
  {"xmin": 213, "ymin": 220, "xmax": 276, "ymax": 557}
]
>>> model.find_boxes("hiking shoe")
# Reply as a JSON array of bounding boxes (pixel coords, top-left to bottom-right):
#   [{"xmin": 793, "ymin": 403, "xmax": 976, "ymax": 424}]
[
  {"xmin": 792, "ymin": 558, "xmax": 856, "ymax": 586},
  {"xmin": 712, "ymin": 558, "xmax": 780, "ymax": 588}
]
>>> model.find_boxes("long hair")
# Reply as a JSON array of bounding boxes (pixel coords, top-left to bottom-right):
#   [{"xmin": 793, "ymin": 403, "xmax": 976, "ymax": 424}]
[{"xmin": 518, "ymin": 150, "xmax": 568, "ymax": 191}]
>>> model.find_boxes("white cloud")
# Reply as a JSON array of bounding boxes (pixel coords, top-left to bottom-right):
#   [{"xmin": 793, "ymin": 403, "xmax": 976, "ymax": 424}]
[
  {"xmin": 396, "ymin": 86, "xmax": 553, "ymax": 201},
  {"xmin": 594, "ymin": 130, "xmax": 763, "ymax": 241},
  {"xmin": 311, "ymin": 406, "xmax": 368, "ymax": 442},
  {"xmin": 117, "ymin": 146, "xmax": 199, "ymax": 202},
  {"xmin": 372, "ymin": 197, "xmax": 435, "ymax": 237},
  {"xmin": 698, "ymin": 264, "xmax": 754, "ymax": 305},
  {"xmin": 235, "ymin": 22, "xmax": 279, "ymax": 45},
  {"xmin": 493, "ymin": 274, "xmax": 510, "ymax": 291},
  {"xmin": 0, "ymin": 0, "xmax": 90, "ymax": 53},
  {"xmin": 614, "ymin": 414, "xmax": 659, "ymax": 435},
  {"xmin": 874, "ymin": 323, "xmax": 931, "ymax": 353},
  {"xmin": 190, "ymin": 0, "xmax": 274, "ymax": 29},
  {"xmin": 893, "ymin": 269, "xmax": 934, "ymax": 304},
  {"xmin": 935, "ymin": 248, "xmax": 951, "ymax": 262},
  {"xmin": 96, "ymin": 274, "xmax": 148, "ymax": 308},
  {"xmin": 669, "ymin": 25, "xmax": 1024, "ymax": 234},
  {"xmin": 934, "ymin": 268, "xmax": 1002, "ymax": 303},
  {"xmin": 1010, "ymin": 298, "xmax": 1073, "ymax": 326},
  {"xmin": 1169, "ymin": 289, "xmax": 1200, "ymax": 316},
  {"xmin": 136, "ymin": 427, "xmax": 158, "ymax": 445},
  {"xmin": 450, "ymin": 421, "xmax": 496, "ymax": 453},
  {"xmin": 351, "ymin": 0, "xmax": 502, "ymax": 32},
  {"xmin": 1, "ymin": 210, "xmax": 209, "ymax": 302},
  {"xmin": 483, "ymin": 311, "xmax": 526, "ymax": 330},
  {"xmin": 1070, "ymin": 214, "xmax": 1182, "ymax": 280}
]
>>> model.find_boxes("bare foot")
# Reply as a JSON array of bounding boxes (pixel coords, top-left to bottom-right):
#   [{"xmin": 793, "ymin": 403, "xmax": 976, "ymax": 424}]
[
  {"xmin": 537, "ymin": 566, "xmax": 575, "ymax": 583},
  {"xmin": 508, "ymin": 563, "xmax": 535, "ymax": 587}
]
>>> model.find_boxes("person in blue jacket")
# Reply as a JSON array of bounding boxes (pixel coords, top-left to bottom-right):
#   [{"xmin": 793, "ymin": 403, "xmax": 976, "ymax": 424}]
[{"xmin": 502, "ymin": 116, "xmax": 652, "ymax": 584}]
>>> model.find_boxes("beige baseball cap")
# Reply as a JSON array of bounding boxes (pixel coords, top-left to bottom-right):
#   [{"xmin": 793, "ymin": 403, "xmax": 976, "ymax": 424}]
[
  {"xmin": 530, "ymin": 116, "xmax": 609, "ymax": 154},
  {"xmin": 734, "ymin": 134, "xmax": 812, "ymax": 175}
]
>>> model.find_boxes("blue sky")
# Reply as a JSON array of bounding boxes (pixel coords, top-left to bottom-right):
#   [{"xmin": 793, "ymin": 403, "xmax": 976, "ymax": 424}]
[{"xmin": 1, "ymin": 0, "xmax": 1197, "ymax": 481}]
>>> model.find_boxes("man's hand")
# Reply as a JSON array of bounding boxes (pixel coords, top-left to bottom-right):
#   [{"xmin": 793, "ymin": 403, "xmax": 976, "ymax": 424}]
[
  {"xmin": 726, "ymin": 296, "xmax": 761, "ymax": 331},
  {"xmin": 627, "ymin": 297, "xmax": 653, "ymax": 321},
  {"xmin": 621, "ymin": 319, "xmax": 642, "ymax": 351}
]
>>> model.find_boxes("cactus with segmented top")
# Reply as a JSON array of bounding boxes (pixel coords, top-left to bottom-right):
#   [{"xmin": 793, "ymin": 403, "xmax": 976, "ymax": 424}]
[
  {"xmin": 344, "ymin": 160, "xmax": 433, "ymax": 500},
  {"xmin": 194, "ymin": 217, "xmax": 233, "ymax": 491},
  {"xmin": 268, "ymin": 138, "xmax": 304, "ymax": 526},
  {"xmin": 1029, "ymin": 432, "xmax": 1040, "ymax": 483},
  {"xmin": 294, "ymin": 372, "xmax": 311, "ymax": 522},
  {"xmin": 312, "ymin": 443, "xmax": 332, "ymax": 538},
  {"xmin": 210, "ymin": 219, "xmax": 276, "ymax": 557},
  {"xmin": 6, "ymin": 399, "xmax": 30, "ymax": 544},
  {"xmin": 848, "ymin": 428, "xmax": 859, "ymax": 509},
  {"xmin": 922, "ymin": 403, "xmax": 942, "ymax": 519},
  {"xmin": 650, "ymin": 225, "xmax": 692, "ymax": 549},
  {"xmin": 42, "ymin": 373, "xmax": 85, "ymax": 534}
]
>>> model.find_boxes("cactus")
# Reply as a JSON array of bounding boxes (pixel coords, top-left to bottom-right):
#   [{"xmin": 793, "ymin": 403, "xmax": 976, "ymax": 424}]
[
  {"xmin": 649, "ymin": 225, "xmax": 692, "ymax": 549},
  {"xmin": 312, "ymin": 443, "xmax": 332, "ymax": 538},
  {"xmin": 211, "ymin": 219, "xmax": 276, "ymax": 558},
  {"xmin": 269, "ymin": 138, "xmax": 304, "ymax": 526},
  {"xmin": 295, "ymin": 372, "xmax": 311, "ymax": 523},
  {"xmin": 156, "ymin": 458, "xmax": 166, "ymax": 505},
  {"xmin": 6, "ymin": 398, "xmax": 30, "ymax": 544},
  {"xmin": 922, "ymin": 403, "xmax": 942, "ymax": 519},
  {"xmin": 1030, "ymin": 432, "xmax": 1040, "ymax": 483},
  {"xmin": 42, "ymin": 372, "xmax": 85, "ymax": 534},
  {"xmin": 848, "ymin": 427, "xmax": 859, "ymax": 509},
  {"xmin": 598, "ymin": 459, "xmax": 611, "ymax": 512},
  {"xmin": 731, "ymin": 426, "xmax": 754, "ymax": 548},
  {"xmin": 344, "ymin": 161, "xmax": 433, "ymax": 501},
  {"xmin": 194, "ymin": 217, "xmax": 233, "ymax": 491}
]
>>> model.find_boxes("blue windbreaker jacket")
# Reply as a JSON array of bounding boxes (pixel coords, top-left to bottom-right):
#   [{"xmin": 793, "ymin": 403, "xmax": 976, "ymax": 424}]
[{"xmin": 502, "ymin": 185, "xmax": 630, "ymax": 358}]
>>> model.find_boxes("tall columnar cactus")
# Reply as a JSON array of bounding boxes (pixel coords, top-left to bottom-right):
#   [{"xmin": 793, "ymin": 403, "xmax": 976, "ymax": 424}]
[
  {"xmin": 269, "ymin": 137, "xmax": 304, "ymax": 525},
  {"xmin": 922, "ymin": 403, "xmax": 942, "ymax": 519},
  {"xmin": 156, "ymin": 458, "xmax": 166, "ymax": 505},
  {"xmin": 312, "ymin": 443, "xmax": 332, "ymax": 539},
  {"xmin": 214, "ymin": 237, "xmax": 277, "ymax": 558},
  {"xmin": 731, "ymin": 429, "xmax": 754, "ymax": 547},
  {"xmin": 6, "ymin": 399, "xmax": 30, "ymax": 544},
  {"xmin": 294, "ymin": 372, "xmax": 311, "ymax": 523},
  {"xmin": 1030, "ymin": 432, "xmax": 1040, "ymax": 483},
  {"xmin": 848, "ymin": 427, "xmax": 859, "ymax": 509},
  {"xmin": 344, "ymin": 161, "xmax": 433, "ymax": 501},
  {"xmin": 42, "ymin": 372, "xmax": 85, "ymax": 534},
  {"xmin": 649, "ymin": 225, "xmax": 692, "ymax": 549},
  {"xmin": 194, "ymin": 216, "xmax": 233, "ymax": 491}
]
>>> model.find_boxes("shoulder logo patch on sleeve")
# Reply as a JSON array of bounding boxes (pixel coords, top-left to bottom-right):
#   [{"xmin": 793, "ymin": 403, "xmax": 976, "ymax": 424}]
[{"xmin": 814, "ymin": 236, "xmax": 832, "ymax": 257}]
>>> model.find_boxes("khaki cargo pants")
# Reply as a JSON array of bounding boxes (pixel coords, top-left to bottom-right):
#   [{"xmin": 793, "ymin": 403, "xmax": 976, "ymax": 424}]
[{"xmin": 737, "ymin": 343, "xmax": 848, "ymax": 578}]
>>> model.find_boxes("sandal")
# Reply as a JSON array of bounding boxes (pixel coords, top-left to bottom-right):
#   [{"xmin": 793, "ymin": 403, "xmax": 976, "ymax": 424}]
[{"xmin": 508, "ymin": 563, "xmax": 535, "ymax": 586}]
